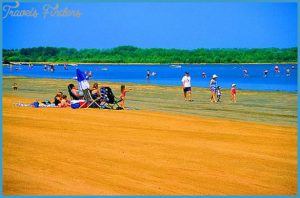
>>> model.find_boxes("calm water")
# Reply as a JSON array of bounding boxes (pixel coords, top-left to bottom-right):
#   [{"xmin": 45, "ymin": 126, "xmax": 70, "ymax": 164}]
[{"xmin": 3, "ymin": 64, "xmax": 297, "ymax": 92}]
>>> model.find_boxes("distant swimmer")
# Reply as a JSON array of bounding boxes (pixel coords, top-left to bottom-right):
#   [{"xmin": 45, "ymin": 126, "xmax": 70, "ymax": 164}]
[
  {"xmin": 44, "ymin": 64, "xmax": 47, "ymax": 71},
  {"xmin": 291, "ymin": 65, "xmax": 296, "ymax": 69},
  {"xmin": 286, "ymin": 68, "xmax": 291, "ymax": 77},
  {"xmin": 264, "ymin": 69, "xmax": 269, "ymax": 77},
  {"xmin": 274, "ymin": 65, "xmax": 280, "ymax": 73},
  {"xmin": 64, "ymin": 64, "xmax": 68, "ymax": 70},
  {"xmin": 85, "ymin": 71, "xmax": 92, "ymax": 80},
  {"xmin": 146, "ymin": 70, "xmax": 151, "ymax": 79},
  {"xmin": 202, "ymin": 72, "xmax": 206, "ymax": 78},
  {"xmin": 151, "ymin": 71, "xmax": 157, "ymax": 76},
  {"xmin": 50, "ymin": 64, "xmax": 55, "ymax": 72},
  {"xmin": 243, "ymin": 69, "xmax": 249, "ymax": 77}
]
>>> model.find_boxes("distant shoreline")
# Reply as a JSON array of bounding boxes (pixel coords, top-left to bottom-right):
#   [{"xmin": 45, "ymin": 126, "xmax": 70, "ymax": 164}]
[
  {"xmin": 4, "ymin": 62, "xmax": 298, "ymax": 66},
  {"xmin": 3, "ymin": 76, "xmax": 297, "ymax": 93}
]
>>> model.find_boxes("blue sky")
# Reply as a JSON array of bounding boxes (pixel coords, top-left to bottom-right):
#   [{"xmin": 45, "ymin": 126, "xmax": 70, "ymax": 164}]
[{"xmin": 2, "ymin": 2, "xmax": 298, "ymax": 49}]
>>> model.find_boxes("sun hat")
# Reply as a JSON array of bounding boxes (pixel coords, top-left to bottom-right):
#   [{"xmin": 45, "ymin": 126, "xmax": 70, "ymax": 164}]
[
  {"xmin": 232, "ymin": 84, "xmax": 236, "ymax": 87},
  {"xmin": 212, "ymin": 74, "xmax": 218, "ymax": 78}
]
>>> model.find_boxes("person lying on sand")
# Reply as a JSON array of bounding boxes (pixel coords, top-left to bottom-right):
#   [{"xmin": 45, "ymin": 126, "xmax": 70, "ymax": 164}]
[
  {"xmin": 54, "ymin": 92, "xmax": 63, "ymax": 106},
  {"xmin": 58, "ymin": 95, "xmax": 70, "ymax": 107}
]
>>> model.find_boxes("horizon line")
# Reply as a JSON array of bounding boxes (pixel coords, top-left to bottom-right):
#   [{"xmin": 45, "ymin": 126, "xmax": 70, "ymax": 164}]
[{"xmin": 3, "ymin": 46, "xmax": 298, "ymax": 50}]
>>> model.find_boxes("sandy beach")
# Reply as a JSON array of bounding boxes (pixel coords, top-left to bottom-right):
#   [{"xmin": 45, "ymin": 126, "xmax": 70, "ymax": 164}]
[{"xmin": 2, "ymin": 77, "xmax": 297, "ymax": 195}]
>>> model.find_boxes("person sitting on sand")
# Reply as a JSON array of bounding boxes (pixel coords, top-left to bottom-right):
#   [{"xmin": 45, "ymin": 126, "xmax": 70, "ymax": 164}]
[
  {"xmin": 119, "ymin": 85, "xmax": 131, "ymax": 109},
  {"xmin": 54, "ymin": 92, "xmax": 63, "ymax": 106},
  {"xmin": 209, "ymin": 74, "xmax": 218, "ymax": 103},
  {"xmin": 231, "ymin": 84, "xmax": 237, "ymax": 103},
  {"xmin": 58, "ymin": 95, "xmax": 70, "ymax": 107}
]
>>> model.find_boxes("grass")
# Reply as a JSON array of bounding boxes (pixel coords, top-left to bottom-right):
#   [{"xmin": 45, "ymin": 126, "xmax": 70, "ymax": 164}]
[{"xmin": 3, "ymin": 76, "xmax": 297, "ymax": 127}]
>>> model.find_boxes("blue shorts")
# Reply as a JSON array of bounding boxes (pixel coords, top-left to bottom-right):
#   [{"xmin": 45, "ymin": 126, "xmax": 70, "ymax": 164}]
[{"xmin": 183, "ymin": 87, "xmax": 191, "ymax": 92}]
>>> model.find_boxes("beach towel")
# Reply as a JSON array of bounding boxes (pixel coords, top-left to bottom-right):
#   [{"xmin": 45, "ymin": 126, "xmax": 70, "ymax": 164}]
[{"xmin": 15, "ymin": 103, "xmax": 59, "ymax": 108}]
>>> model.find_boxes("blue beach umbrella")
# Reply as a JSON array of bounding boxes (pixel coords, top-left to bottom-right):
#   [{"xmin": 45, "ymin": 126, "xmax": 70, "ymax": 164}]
[{"xmin": 76, "ymin": 68, "xmax": 90, "ymax": 90}]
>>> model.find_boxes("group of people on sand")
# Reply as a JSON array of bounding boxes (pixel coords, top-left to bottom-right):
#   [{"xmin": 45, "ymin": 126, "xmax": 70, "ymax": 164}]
[
  {"xmin": 54, "ymin": 92, "xmax": 71, "ymax": 107},
  {"xmin": 67, "ymin": 82, "xmax": 130, "ymax": 109},
  {"xmin": 181, "ymin": 72, "xmax": 237, "ymax": 103}
]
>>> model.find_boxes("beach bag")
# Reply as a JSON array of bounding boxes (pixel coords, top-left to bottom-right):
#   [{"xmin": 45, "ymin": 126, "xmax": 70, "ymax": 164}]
[
  {"xmin": 71, "ymin": 103, "xmax": 80, "ymax": 109},
  {"xmin": 79, "ymin": 101, "xmax": 88, "ymax": 108},
  {"xmin": 32, "ymin": 102, "xmax": 39, "ymax": 108},
  {"xmin": 70, "ymin": 100, "xmax": 80, "ymax": 109}
]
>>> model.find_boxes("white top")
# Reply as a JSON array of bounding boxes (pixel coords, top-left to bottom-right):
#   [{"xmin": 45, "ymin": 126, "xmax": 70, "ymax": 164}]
[
  {"xmin": 181, "ymin": 76, "xmax": 191, "ymax": 88},
  {"xmin": 78, "ymin": 80, "xmax": 90, "ymax": 90}
]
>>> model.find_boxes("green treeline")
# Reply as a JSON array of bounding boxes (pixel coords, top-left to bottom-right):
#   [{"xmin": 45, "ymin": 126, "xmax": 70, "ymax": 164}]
[{"xmin": 3, "ymin": 46, "xmax": 297, "ymax": 63}]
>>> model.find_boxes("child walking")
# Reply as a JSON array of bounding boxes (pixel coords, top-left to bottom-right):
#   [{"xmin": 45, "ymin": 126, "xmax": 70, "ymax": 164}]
[
  {"xmin": 119, "ymin": 85, "xmax": 131, "ymax": 109},
  {"xmin": 231, "ymin": 84, "xmax": 237, "ymax": 103},
  {"xmin": 216, "ymin": 86, "xmax": 222, "ymax": 102}
]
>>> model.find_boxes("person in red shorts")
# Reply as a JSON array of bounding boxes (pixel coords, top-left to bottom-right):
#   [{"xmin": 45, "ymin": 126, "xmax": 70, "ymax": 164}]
[{"xmin": 231, "ymin": 84, "xmax": 237, "ymax": 103}]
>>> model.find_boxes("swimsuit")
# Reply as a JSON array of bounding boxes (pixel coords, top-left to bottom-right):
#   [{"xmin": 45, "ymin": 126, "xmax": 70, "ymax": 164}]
[{"xmin": 210, "ymin": 80, "xmax": 217, "ymax": 92}]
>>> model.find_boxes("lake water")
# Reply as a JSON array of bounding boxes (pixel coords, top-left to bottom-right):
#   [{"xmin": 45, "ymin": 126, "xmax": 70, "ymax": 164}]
[{"xmin": 2, "ymin": 64, "xmax": 297, "ymax": 92}]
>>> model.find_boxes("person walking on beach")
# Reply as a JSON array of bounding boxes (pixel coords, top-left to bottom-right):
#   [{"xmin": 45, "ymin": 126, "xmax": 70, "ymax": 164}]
[
  {"xmin": 181, "ymin": 72, "xmax": 192, "ymax": 101},
  {"xmin": 119, "ymin": 85, "xmax": 132, "ymax": 109},
  {"xmin": 12, "ymin": 83, "xmax": 18, "ymax": 91},
  {"xmin": 216, "ymin": 86, "xmax": 222, "ymax": 102},
  {"xmin": 231, "ymin": 84, "xmax": 237, "ymax": 103},
  {"xmin": 209, "ymin": 74, "xmax": 218, "ymax": 103}
]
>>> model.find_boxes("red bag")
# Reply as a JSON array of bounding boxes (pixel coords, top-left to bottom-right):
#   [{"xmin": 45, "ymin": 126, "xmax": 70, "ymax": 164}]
[{"xmin": 79, "ymin": 101, "xmax": 88, "ymax": 108}]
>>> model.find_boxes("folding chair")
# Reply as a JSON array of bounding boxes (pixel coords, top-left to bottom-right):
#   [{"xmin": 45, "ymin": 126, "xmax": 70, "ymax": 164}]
[
  {"xmin": 80, "ymin": 89, "xmax": 102, "ymax": 109},
  {"xmin": 100, "ymin": 86, "xmax": 122, "ymax": 109}
]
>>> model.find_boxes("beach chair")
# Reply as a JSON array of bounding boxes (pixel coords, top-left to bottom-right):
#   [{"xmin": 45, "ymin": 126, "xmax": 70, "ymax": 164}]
[
  {"xmin": 100, "ymin": 86, "xmax": 122, "ymax": 109},
  {"xmin": 80, "ymin": 89, "xmax": 102, "ymax": 109},
  {"xmin": 68, "ymin": 84, "xmax": 80, "ymax": 100}
]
